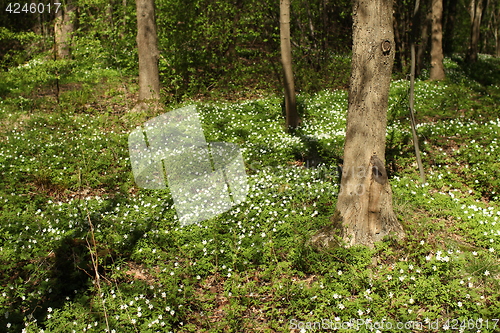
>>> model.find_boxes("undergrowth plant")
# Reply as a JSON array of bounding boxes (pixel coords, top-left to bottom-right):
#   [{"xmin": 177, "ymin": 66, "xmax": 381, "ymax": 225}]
[{"xmin": 0, "ymin": 56, "xmax": 499, "ymax": 332}]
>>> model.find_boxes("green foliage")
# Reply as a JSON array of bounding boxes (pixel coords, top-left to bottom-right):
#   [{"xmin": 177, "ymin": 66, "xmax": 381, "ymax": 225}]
[
  {"xmin": 73, "ymin": 0, "xmax": 138, "ymax": 74},
  {"xmin": 0, "ymin": 27, "xmax": 43, "ymax": 70},
  {"xmin": 1, "ymin": 24, "xmax": 500, "ymax": 332}
]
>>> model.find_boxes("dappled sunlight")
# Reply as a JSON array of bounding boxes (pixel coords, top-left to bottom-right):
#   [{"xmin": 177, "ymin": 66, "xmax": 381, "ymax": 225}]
[{"xmin": 1, "ymin": 56, "xmax": 500, "ymax": 331}]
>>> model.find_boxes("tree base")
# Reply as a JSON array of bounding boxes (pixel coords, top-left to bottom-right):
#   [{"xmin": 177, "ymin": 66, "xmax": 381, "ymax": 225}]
[
  {"xmin": 309, "ymin": 209, "xmax": 405, "ymax": 250},
  {"xmin": 308, "ymin": 211, "xmax": 344, "ymax": 251},
  {"xmin": 131, "ymin": 100, "xmax": 162, "ymax": 113}
]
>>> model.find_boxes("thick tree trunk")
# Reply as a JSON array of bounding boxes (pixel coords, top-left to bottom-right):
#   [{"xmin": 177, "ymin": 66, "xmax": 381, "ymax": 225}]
[
  {"xmin": 54, "ymin": 0, "xmax": 75, "ymax": 59},
  {"xmin": 430, "ymin": 0, "xmax": 445, "ymax": 80},
  {"xmin": 280, "ymin": 0, "xmax": 300, "ymax": 130},
  {"xmin": 467, "ymin": 0, "xmax": 485, "ymax": 62},
  {"xmin": 135, "ymin": 0, "xmax": 160, "ymax": 109},
  {"xmin": 312, "ymin": 0, "xmax": 404, "ymax": 249}
]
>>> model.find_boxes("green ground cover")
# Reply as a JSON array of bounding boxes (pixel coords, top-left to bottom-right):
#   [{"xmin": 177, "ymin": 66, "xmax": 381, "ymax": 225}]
[{"xmin": 0, "ymin": 55, "xmax": 499, "ymax": 332}]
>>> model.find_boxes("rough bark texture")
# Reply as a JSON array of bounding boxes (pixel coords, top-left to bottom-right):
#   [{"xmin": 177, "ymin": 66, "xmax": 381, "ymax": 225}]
[
  {"xmin": 54, "ymin": 0, "xmax": 75, "ymax": 59},
  {"xmin": 467, "ymin": 0, "xmax": 485, "ymax": 62},
  {"xmin": 430, "ymin": 0, "xmax": 445, "ymax": 80},
  {"xmin": 312, "ymin": 0, "xmax": 404, "ymax": 249},
  {"xmin": 135, "ymin": 0, "xmax": 160, "ymax": 108},
  {"xmin": 280, "ymin": 0, "xmax": 300, "ymax": 130}
]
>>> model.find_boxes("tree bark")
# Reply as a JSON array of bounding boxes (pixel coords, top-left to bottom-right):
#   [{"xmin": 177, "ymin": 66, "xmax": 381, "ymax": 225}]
[
  {"xmin": 443, "ymin": 0, "xmax": 458, "ymax": 55},
  {"xmin": 393, "ymin": 0, "xmax": 412, "ymax": 73},
  {"xmin": 312, "ymin": 0, "xmax": 405, "ymax": 249},
  {"xmin": 483, "ymin": 0, "xmax": 500, "ymax": 57},
  {"xmin": 54, "ymin": 0, "xmax": 75, "ymax": 59},
  {"xmin": 496, "ymin": 14, "xmax": 500, "ymax": 57},
  {"xmin": 135, "ymin": 0, "xmax": 160, "ymax": 109},
  {"xmin": 467, "ymin": 0, "xmax": 485, "ymax": 62},
  {"xmin": 492, "ymin": 0, "xmax": 500, "ymax": 57},
  {"xmin": 280, "ymin": 0, "xmax": 300, "ymax": 130},
  {"xmin": 416, "ymin": 4, "xmax": 431, "ymax": 77},
  {"xmin": 430, "ymin": 0, "xmax": 445, "ymax": 80},
  {"xmin": 393, "ymin": 10, "xmax": 404, "ymax": 72}
]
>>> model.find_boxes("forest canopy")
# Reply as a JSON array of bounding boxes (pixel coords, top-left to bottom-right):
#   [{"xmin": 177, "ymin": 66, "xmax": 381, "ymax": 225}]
[{"xmin": 1, "ymin": 0, "xmax": 498, "ymax": 101}]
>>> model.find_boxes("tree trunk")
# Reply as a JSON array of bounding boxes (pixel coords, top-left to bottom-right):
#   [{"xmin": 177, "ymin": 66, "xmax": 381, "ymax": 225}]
[
  {"xmin": 443, "ymin": 0, "xmax": 458, "ymax": 55},
  {"xmin": 106, "ymin": 2, "xmax": 114, "ymax": 28},
  {"xmin": 393, "ymin": 0, "xmax": 412, "ymax": 73},
  {"xmin": 280, "ymin": 0, "xmax": 300, "ymax": 130},
  {"xmin": 121, "ymin": 0, "xmax": 127, "ymax": 38},
  {"xmin": 467, "ymin": 0, "xmax": 485, "ymax": 62},
  {"xmin": 410, "ymin": 0, "xmax": 426, "ymax": 183},
  {"xmin": 494, "ymin": 0, "xmax": 500, "ymax": 57},
  {"xmin": 393, "ymin": 11, "xmax": 404, "ymax": 72},
  {"xmin": 416, "ymin": 5, "xmax": 431, "ymax": 77},
  {"xmin": 54, "ymin": 0, "xmax": 75, "ymax": 59},
  {"xmin": 312, "ymin": 0, "xmax": 405, "ymax": 249},
  {"xmin": 497, "ymin": 34, "xmax": 500, "ymax": 57},
  {"xmin": 496, "ymin": 15, "xmax": 500, "ymax": 57},
  {"xmin": 135, "ymin": 0, "xmax": 160, "ymax": 110},
  {"xmin": 430, "ymin": 0, "xmax": 445, "ymax": 80},
  {"xmin": 486, "ymin": 0, "xmax": 500, "ymax": 57}
]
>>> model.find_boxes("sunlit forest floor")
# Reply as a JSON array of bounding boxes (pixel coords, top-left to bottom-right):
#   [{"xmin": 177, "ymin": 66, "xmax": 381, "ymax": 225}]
[{"xmin": 1, "ymin": 55, "xmax": 500, "ymax": 332}]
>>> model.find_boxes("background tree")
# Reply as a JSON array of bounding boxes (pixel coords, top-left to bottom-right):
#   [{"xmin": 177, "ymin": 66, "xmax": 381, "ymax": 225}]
[
  {"xmin": 484, "ymin": 0, "xmax": 500, "ymax": 57},
  {"xmin": 467, "ymin": 0, "xmax": 485, "ymax": 62},
  {"xmin": 430, "ymin": 0, "xmax": 445, "ymax": 79},
  {"xmin": 496, "ymin": 1, "xmax": 500, "ymax": 57},
  {"xmin": 416, "ymin": 0, "xmax": 432, "ymax": 78},
  {"xmin": 393, "ymin": 0, "xmax": 415, "ymax": 72},
  {"xmin": 313, "ymin": 0, "xmax": 405, "ymax": 248},
  {"xmin": 54, "ymin": 0, "xmax": 75, "ymax": 59},
  {"xmin": 410, "ymin": 0, "xmax": 426, "ymax": 183},
  {"xmin": 3, "ymin": 0, "xmax": 499, "ymax": 103},
  {"xmin": 134, "ymin": 0, "xmax": 160, "ymax": 110},
  {"xmin": 443, "ymin": 0, "xmax": 458, "ymax": 55},
  {"xmin": 280, "ymin": 0, "xmax": 299, "ymax": 130}
]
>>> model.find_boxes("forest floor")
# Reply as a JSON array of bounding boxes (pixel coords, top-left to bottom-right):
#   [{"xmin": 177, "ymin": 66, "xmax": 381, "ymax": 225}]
[{"xmin": 0, "ymin": 55, "xmax": 500, "ymax": 332}]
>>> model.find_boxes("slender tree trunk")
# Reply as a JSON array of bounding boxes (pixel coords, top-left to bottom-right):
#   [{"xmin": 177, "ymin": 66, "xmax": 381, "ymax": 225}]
[
  {"xmin": 54, "ymin": 0, "xmax": 75, "ymax": 59},
  {"xmin": 487, "ymin": 0, "xmax": 500, "ymax": 57},
  {"xmin": 430, "ymin": 0, "xmax": 445, "ymax": 80},
  {"xmin": 304, "ymin": 0, "xmax": 317, "ymax": 50},
  {"xmin": 410, "ymin": 45, "xmax": 426, "ymax": 183},
  {"xmin": 493, "ymin": 0, "xmax": 500, "ymax": 57},
  {"xmin": 467, "ymin": 0, "xmax": 485, "ymax": 62},
  {"xmin": 410, "ymin": 0, "xmax": 426, "ymax": 183},
  {"xmin": 134, "ymin": 0, "xmax": 160, "ymax": 110},
  {"xmin": 416, "ymin": 5, "xmax": 431, "ymax": 77},
  {"xmin": 312, "ymin": 0, "xmax": 404, "ymax": 249},
  {"xmin": 393, "ymin": 1, "xmax": 412, "ymax": 73},
  {"xmin": 120, "ymin": 0, "xmax": 127, "ymax": 38},
  {"xmin": 280, "ymin": 0, "xmax": 300, "ymax": 130},
  {"xmin": 443, "ymin": 0, "xmax": 458, "ymax": 55},
  {"xmin": 106, "ymin": 2, "xmax": 114, "ymax": 28},
  {"xmin": 497, "ymin": 34, "xmax": 500, "ymax": 57},
  {"xmin": 322, "ymin": 0, "xmax": 329, "ymax": 51},
  {"xmin": 393, "ymin": 12, "xmax": 404, "ymax": 72},
  {"xmin": 496, "ymin": 11, "xmax": 500, "ymax": 57}
]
